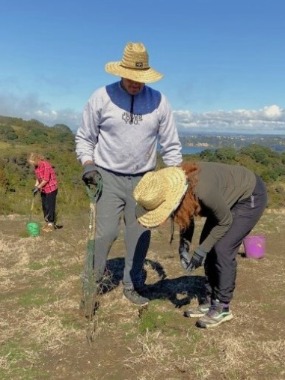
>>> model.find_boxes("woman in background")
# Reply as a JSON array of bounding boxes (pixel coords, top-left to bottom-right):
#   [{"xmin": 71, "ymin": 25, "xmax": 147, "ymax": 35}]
[{"xmin": 28, "ymin": 152, "xmax": 59, "ymax": 232}]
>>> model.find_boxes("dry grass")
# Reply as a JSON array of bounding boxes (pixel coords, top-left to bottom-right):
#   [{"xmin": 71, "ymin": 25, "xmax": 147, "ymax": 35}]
[{"xmin": 0, "ymin": 210, "xmax": 285, "ymax": 379}]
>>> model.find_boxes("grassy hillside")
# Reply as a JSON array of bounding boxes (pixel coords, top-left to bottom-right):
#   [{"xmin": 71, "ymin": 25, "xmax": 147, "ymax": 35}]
[
  {"xmin": 0, "ymin": 116, "xmax": 84, "ymax": 217},
  {"xmin": 0, "ymin": 115, "xmax": 285, "ymax": 217}
]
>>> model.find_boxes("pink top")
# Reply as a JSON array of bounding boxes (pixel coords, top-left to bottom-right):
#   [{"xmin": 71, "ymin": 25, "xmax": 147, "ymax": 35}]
[{"xmin": 35, "ymin": 160, "xmax": 58, "ymax": 194}]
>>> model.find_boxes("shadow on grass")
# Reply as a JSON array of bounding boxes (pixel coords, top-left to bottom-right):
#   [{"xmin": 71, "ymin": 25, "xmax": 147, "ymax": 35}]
[{"xmin": 105, "ymin": 257, "xmax": 206, "ymax": 308}]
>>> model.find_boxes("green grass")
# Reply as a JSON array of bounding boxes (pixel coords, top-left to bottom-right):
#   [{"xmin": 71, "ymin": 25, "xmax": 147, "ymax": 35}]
[
  {"xmin": 18, "ymin": 288, "xmax": 57, "ymax": 308},
  {"xmin": 138, "ymin": 307, "xmax": 168, "ymax": 333},
  {"xmin": 0, "ymin": 341, "xmax": 49, "ymax": 380},
  {"xmin": 28, "ymin": 262, "xmax": 46, "ymax": 270},
  {"xmin": 27, "ymin": 259, "xmax": 67, "ymax": 280}
]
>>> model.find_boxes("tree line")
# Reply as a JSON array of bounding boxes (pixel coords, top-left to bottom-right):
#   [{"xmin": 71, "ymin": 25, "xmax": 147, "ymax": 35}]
[{"xmin": 0, "ymin": 116, "xmax": 285, "ymax": 216}]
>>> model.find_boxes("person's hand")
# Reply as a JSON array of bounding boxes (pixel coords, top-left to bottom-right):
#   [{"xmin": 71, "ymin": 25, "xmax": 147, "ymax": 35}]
[
  {"xmin": 32, "ymin": 187, "xmax": 39, "ymax": 195},
  {"xmin": 82, "ymin": 164, "xmax": 102, "ymax": 187},
  {"xmin": 179, "ymin": 238, "xmax": 191, "ymax": 270},
  {"xmin": 180, "ymin": 250, "xmax": 191, "ymax": 270},
  {"xmin": 186, "ymin": 248, "xmax": 207, "ymax": 272}
]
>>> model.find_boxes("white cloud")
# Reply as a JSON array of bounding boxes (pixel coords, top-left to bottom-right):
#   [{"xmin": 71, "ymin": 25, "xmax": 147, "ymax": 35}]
[
  {"xmin": 0, "ymin": 92, "xmax": 81, "ymax": 131},
  {"xmin": 263, "ymin": 105, "xmax": 282, "ymax": 119},
  {"xmin": 0, "ymin": 91, "xmax": 284, "ymax": 135},
  {"xmin": 174, "ymin": 105, "xmax": 285, "ymax": 134}
]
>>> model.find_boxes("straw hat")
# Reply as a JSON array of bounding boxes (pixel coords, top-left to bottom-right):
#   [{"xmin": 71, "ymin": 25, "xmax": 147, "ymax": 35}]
[
  {"xmin": 105, "ymin": 42, "xmax": 163, "ymax": 83},
  {"xmin": 133, "ymin": 167, "xmax": 188, "ymax": 228}
]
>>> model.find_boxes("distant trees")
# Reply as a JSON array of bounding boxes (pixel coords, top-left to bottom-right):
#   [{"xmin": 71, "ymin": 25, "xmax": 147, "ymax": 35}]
[
  {"xmin": 0, "ymin": 124, "xmax": 18, "ymax": 141},
  {"xmin": 0, "ymin": 115, "xmax": 285, "ymax": 213},
  {"xmin": 200, "ymin": 147, "xmax": 237, "ymax": 162},
  {"xmin": 0, "ymin": 161, "xmax": 8, "ymax": 189},
  {"xmin": 196, "ymin": 144, "xmax": 285, "ymax": 183},
  {"xmin": 238, "ymin": 145, "xmax": 285, "ymax": 183},
  {"xmin": 0, "ymin": 118, "xmax": 74, "ymax": 147},
  {"xmin": 183, "ymin": 144, "xmax": 285, "ymax": 208},
  {"xmin": 240, "ymin": 144, "xmax": 279, "ymax": 165}
]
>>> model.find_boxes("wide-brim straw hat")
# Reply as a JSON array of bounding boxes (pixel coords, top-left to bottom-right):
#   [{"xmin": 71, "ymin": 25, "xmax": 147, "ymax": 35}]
[
  {"xmin": 105, "ymin": 42, "xmax": 163, "ymax": 83},
  {"xmin": 133, "ymin": 167, "xmax": 188, "ymax": 228}
]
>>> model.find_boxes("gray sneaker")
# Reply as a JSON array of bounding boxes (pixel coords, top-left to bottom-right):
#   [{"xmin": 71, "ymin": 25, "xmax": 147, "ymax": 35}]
[
  {"xmin": 184, "ymin": 303, "xmax": 210, "ymax": 318},
  {"xmin": 123, "ymin": 288, "xmax": 149, "ymax": 306},
  {"xmin": 196, "ymin": 301, "xmax": 233, "ymax": 328}
]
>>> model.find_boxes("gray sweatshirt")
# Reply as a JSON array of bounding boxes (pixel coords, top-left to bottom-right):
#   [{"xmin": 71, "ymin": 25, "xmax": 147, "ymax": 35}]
[{"xmin": 75, "ymin": 81, "xmax": 182, "ymax": 173}]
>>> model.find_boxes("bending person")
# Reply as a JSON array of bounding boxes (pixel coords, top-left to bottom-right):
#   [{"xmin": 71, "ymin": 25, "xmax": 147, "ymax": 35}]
[{"xmin": 133, "ymin": 161, "xmax": 267, "ymax": 328}]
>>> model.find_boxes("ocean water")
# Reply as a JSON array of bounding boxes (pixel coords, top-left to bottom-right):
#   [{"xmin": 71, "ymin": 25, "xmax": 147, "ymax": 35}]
[{"xmin": 181, "ymin": 146, "xmax": 205, "ymax": 155}]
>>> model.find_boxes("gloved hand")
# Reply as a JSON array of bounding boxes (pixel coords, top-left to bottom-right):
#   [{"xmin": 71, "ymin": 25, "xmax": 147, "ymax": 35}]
[
  {"xmin": 32, "ymin": 187, "xmax": 39, "ymax": 195},
  {"xmin": 179, "ymin": 238, "xmax": 191, "ymax": 270},
  {"xmin": 82, "ymin": 164, "xmax": 102, "ymax": 186},
  {"xmin": 186, "ymin": 247, "xmax": 207, "ymax": 272}
]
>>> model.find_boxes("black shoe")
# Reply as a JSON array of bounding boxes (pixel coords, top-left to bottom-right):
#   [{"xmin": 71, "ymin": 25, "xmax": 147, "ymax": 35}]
[
  {"xmin": 54, "ymin": 224, "xmax": 63, "ymax": 229},
  {"xmin": 123, "ymin": 288, "xmax": 149, "ymax": 306}
]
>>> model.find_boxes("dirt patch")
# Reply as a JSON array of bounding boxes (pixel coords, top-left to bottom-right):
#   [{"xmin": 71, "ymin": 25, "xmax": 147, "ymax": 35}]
[{"xmin": 1, "ymin": 210, "xmax": 285, "ymax": 379}]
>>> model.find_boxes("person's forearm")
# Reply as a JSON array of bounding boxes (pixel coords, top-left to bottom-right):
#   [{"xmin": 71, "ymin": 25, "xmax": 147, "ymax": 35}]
[{"xmin": 37, "ymin": 180, "xmax": 48, "ymax": 189}]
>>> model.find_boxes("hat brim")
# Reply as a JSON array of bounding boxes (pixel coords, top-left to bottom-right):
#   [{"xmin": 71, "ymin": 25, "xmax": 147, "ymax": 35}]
[
  {"xmin": 105, "ymin": 62, "xmax": 163, "ymax": 83},
  {"xmin": 135, "ymin": 167, "xmax": 188, "ymax": 228}
]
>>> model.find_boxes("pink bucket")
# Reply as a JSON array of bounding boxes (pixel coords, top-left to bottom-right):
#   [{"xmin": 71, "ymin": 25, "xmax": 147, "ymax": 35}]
[{"xmin": 243, "ymin": 235, "xmax": 265, "ymax": 259}]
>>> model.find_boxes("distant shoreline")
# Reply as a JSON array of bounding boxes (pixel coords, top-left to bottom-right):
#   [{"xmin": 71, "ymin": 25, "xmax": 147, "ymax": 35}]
[
  {"xmin": 180, "ymin": 133, "xmax": 285, "ymax": 155},
  {"xmin": 181, "ymin": 145, "xmax": 285, "ymax": 155}
]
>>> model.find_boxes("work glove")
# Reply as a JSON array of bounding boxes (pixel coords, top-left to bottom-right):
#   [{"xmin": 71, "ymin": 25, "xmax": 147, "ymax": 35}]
[
  {"xmin": 82, "ymin": 164, "xmax": 102, "ymax": 187},
  {"xmin": 179, "ymin": 238, "xmax": 191, "ymax": 270},
  {"xmin": 32, "ymin": 187, "xmax": 39, "ymax": 195},
  {"xmin": 186, "ymin": 247, "xmax": 207, "ymax": 272}
]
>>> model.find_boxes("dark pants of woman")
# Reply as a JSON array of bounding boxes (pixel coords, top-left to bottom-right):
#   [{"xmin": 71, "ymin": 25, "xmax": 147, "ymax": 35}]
[
  {"xmin": 200, "ymin": 176, "xmax": 267, "ymax": 304},
  {"xmin": 41, "ymin": 189, "xmax": 58, "ymax": 224}
]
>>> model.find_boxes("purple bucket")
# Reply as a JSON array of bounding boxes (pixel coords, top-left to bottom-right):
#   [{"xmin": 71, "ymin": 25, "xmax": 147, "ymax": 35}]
[{"xmin": 243, "ymin": 235, "xmax": 265, "ymax": 259}]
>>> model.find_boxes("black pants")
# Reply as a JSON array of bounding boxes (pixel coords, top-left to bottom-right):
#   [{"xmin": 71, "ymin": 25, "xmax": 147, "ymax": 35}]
[
  {"xmin": 41, "ymin": 189, "xmax": 58, "ymax": 224},
  {"xmin": 201, "ymin": 175, "xmax": 267, "ymax": 304}
]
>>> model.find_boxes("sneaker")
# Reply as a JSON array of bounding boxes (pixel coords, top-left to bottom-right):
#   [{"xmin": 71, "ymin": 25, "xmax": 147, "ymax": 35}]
[
  {"xmin": 184, "ymin": 302, "xmax": 210, "ymax": 318},
  {"xmin": 54, "ymin": 224, "xmax": 63, "ymax": 229},
  {"xmin": 196, "ymin": 300, "xmax": 233, "ymax": 329},
  {"xmin": 42, "ymin": 223, "xmax": 54, "ymax": 233},
  {"xmin": 123, "ymin": 288, "xmax": 149, "ymax": 306}
]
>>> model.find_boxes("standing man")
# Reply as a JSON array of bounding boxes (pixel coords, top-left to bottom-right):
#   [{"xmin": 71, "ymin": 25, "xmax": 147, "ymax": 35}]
[{"xmin": 75, "ymin": 42, "xmax": 182, "ymax": 305}]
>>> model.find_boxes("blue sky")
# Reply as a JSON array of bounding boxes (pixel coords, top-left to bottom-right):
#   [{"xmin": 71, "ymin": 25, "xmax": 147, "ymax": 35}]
[{"xmin": 1, "ymin": 0, "xmax": 285, "ymax": 134}]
